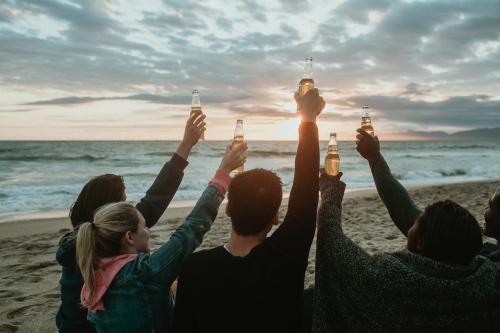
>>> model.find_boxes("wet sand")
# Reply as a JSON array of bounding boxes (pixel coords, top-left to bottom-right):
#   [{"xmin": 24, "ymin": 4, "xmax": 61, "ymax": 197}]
[{"xmin": 0, "ymin": 180, "xmax": 498, "ymax": 333}]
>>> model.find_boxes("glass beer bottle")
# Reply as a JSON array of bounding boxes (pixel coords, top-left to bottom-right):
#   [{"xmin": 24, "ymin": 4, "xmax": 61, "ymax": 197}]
[
  {"xmin": 232, "ymin": 120, "xmax": 245, "ymax": 173},
  {"xmin": 298, "ymin": 57, "xmax": 314, "ymax": 96},
  {"xmin": 191, "ymin": 89, "xmax": 205, "ymax": 141},
  {"xmin": 297, "ymin": 57, "xmax": 314, "ymax": 114},
  {"xmin": 325, "ymin": 132, "xmax": 340, "ymax": 176},
  {"xmin": 361, "ymin": 105, "xmax": 374, "ymax": 136}
]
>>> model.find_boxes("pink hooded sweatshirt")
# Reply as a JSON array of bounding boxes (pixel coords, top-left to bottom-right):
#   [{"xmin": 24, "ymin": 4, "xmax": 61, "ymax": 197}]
[
  {"xmin": 80, "ymin": 254, "xmax": 137, "ymax": 312},
  {"xmin": 80, "ymin": 170, "xmax": 230, "ymax": 313}
]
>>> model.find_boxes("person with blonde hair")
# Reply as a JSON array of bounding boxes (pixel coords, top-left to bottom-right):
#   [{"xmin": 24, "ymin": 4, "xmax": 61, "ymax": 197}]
[
  {"xmin": 76, "ymin": 143, "xmax": 247, "ymax": 333},
  {"xmin": 56, "ymin": 112, "xmax": 206, "ymax": 333}
]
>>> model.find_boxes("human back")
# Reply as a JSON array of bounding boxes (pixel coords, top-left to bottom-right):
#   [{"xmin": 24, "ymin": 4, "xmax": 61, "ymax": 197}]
[
  {"xmin": 173, "ymin": 89, "xmax": 325, "ymax": 333},
  {"xmin": 76, "ymin": 202, "xmax": 159, "ymax": 332},
  {"xmin": 313, "ymin": 171, "xmax": 500, "ymax": 332},
  {"xmin": 178, "ymin": 241, "xmax": 307, "ymax": 332}
]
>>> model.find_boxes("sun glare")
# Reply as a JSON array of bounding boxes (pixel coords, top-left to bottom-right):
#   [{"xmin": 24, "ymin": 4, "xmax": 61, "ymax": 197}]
[{"xmin": 278, "ymin": 117, "xmax": 302, "ymax": 140}]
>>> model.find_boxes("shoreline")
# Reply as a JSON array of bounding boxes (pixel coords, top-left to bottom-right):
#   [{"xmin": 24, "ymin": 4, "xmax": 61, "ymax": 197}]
[
  {"xmin": 1, "ymin": 176, "xmax": 498, "ymax": 226},
  {"xmin": 0, "ymin": 187, "xmax": 377, "ymax": 240}
]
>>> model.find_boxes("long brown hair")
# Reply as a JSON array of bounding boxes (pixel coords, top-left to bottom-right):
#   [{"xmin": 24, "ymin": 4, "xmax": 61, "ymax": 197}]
[
  {"xmin": 76, "ymin": 202, "xmax": 139, "ymax": 304},
  {"xmin": 70, "ymin": 174, "xmax": 125, "ymax": 228}
]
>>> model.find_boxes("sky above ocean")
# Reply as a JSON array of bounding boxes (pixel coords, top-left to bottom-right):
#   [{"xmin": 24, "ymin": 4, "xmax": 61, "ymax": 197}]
[{"xmin": 0, "ymin": 0, "xmax": 499, "ymax": 140}]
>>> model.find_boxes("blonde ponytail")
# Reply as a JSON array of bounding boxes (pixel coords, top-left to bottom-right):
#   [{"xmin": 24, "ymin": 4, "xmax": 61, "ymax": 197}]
[
  {"xmin": 76, "ymin": 201, "xmax": 140, "ymax": 305},
  {"xmin": 76, "ymin": 222, "xmax": 97, "ymax": 303}
]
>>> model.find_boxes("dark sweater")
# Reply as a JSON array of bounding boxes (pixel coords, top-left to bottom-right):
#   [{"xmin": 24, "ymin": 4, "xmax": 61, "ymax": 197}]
[
  {"xmin": 313, "ymin": 177, "xmax": 500, "ymax": 333},
  {"xmin": 173, "ymin": 122, "xmax": 319, "ymax": 333},
  {"xmin": 369, "ymin": 152, "xmax": 500, "ymax": 260},
  {"xmin": 55, "ymin": 153, "xmax": 188, "ymax": 333}
]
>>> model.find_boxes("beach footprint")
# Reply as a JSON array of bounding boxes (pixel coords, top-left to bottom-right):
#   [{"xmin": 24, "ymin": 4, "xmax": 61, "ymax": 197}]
[{"xmin": 0, "ymin": 323, "xmax": 19, "ymax": 333}]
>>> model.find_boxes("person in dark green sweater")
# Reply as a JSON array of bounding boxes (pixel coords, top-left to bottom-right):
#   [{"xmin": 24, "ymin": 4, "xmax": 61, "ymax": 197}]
[
  {"xmin": 355, "ymin": 128, "xmax": 500, "ymax": 261},
  {"xmin": 55, "ymin": 111, "xmax": 206, "ymax": 333}
]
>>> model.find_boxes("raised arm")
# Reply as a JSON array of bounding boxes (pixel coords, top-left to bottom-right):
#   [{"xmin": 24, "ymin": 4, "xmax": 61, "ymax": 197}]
[
  {"xmin": 356, "ymin": 129, "xmax": 422, "ymax": 236},
  {"xmin": 145, "ymin": 143, "xmax": 247, "ymax": 285},
  {"xmin": 312, "ymin": 173, "xmax": 376, "ymax": 332},
  {"xmin": 146, "ymin": 184, "xmax": 223, "ymax": 285},
  {"xmin": 268, "ymin": 89, "xmax": 324, "ymax": 267},
  {"xmin": 136, "ymin": 112, "xmax": 207, "ymax": 228}
]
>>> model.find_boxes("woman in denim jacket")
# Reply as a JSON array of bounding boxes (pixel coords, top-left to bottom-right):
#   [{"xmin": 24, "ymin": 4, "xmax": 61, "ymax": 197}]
[{"xmin": 76, "ymin": 143, "xmax": 247, "ymax": 333}]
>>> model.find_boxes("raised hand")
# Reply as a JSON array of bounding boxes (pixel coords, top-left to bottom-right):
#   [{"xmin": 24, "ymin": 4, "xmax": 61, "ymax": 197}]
[
  {"xmin": 319, "ymin": 168, "xmax": 345, "ymax": 194},
  {"xmin": 355, "ymin": 128, "xmax": 380, "ymax": 161},
  {"xmin": 176, "ymin": 111, "xmax": 207, "ymax": 160},
  {"xmin": 320, "ymin": 168, "xmax": 343, "ymax": 183},
  {"xmin": 294, "ymin": 88, "xmax": 325, "ymax": 123},
  {"xmin": 184, "ymin": 110, "xmax": 206, "ymax": 147},
  {"xmin": 219, "ymin": 142, "xmax": 248, "ymax": 174}
]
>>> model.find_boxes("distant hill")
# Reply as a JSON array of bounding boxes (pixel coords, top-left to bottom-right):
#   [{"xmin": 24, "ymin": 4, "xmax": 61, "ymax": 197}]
[
  {"xmin": 449, "ymin": 128, "xmax": 500, "ymax": 140},
  {"xmin": 397, "ymin": 128, "xmax": 500, "ymax": 141}
]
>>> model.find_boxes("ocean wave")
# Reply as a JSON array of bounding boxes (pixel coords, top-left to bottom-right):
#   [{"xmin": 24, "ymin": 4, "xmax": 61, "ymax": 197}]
[
  {"xmin": 276, "ymin": 166, "xmax": 295, "ymax": 173},
  {"xmin": 0, "ymin": 154, "xmax": 107, "ymax": 162},
  {"xmin": 49, "ymin": 190, "xmax": 74, "ymax": 195},
  {"xmin": 122, "ymin": 172, "xmax": 158, "ymax": 177},
  {"xmin": 145, "ymin": 151, "xmax": 179, "ymax": 157},
  {"xmin": 396, "ymin": 169, "xmax": 467, "ymax": 180},
  {"xmin": 401, "ymin": 154, "xmax": 445, "ymax": 158},
  {"xmin": 436, "ymin": 144, "xmax": 494, "ymax": 150},
  {"xmin": 0, "ymin": 193, "xmax": 8, "ymax": 199},
  {"xmin": 382, "ymin": 143, "xmax": 495, "ymax": 151},
  {"xmin": 248, "ymin": 150, "xmax": 295, "ymax": 157}
]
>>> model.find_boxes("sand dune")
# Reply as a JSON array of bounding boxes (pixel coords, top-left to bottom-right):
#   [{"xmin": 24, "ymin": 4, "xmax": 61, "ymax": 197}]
[{"xmin": 0, "ymin": 180, "xmax": 498, "ymax": 332}]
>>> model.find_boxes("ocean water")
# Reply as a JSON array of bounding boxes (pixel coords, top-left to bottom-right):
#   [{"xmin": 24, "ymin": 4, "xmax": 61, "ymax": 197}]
[{"xmin": 0, "ymin": 140, "xmax": 499, "ymax": 220}]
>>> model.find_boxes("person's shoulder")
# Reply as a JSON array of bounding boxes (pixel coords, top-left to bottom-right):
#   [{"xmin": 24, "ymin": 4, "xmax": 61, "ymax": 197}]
[
  {"xmin": 188, "ymin": 246, "xmax": 226, "ymax": 264},
  {"xmin": 480, "ymin": 242, "xmax": 500, "ymax": 262},
  {"xmin": 58, "ymin": 230, "xmax": 76, "ymax": 245},
  {"xmin": 180, "ymin": 246, "xmax": 225, "ymax": 274},
  {"xmin": 56, "ymin": 231, "xmax": 77, "ymax": 266}
]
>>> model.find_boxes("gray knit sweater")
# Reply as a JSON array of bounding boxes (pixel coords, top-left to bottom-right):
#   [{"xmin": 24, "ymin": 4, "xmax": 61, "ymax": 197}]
[{"xmin": 312, "ymin": 177, "xmax": 500, "ymax": 333}]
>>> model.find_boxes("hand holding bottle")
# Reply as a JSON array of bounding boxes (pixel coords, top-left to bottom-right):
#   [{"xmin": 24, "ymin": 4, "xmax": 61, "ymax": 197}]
[
  {"xmin": 294, "ymin": 88, "xmax": 325, "ymax": 123},
  {"xmin": 355, "ymin": 128, "xmax": 380, "ymax": 161},
  {"xmin": 176, "ymin": 112, "xmax": 206, "ymax": 160},
  {"xmin": 219, "ymin": 142, "xmax": 248, "ymax": 174}
]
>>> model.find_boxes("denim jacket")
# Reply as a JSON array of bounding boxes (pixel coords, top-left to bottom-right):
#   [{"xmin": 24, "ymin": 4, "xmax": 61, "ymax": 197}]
[
  {"xmin": 56, "ymin": 154, "xmax": 188, "ymax": 333},
  {"xmin": 87, "ymin": 185, "xmax": 223, "ymax": 333}
]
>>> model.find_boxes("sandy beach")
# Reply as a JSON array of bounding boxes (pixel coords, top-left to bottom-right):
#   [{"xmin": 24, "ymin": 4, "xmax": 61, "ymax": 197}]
[{"xmin": 0, "ymin": 180, "xmax": 498, "ymax": 333}]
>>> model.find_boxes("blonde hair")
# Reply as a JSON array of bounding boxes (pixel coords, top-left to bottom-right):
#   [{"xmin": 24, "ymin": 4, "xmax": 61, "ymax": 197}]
[{"xmin": 76, "ymin": 201, "xmax": 140, "ymax": 304}]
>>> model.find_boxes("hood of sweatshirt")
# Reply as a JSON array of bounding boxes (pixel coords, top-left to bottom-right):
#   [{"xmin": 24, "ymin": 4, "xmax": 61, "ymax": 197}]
[
  {"xmin": 80, "ymin": 254, "xmax": 137, "ymax": 312},
  {"xmin": 56, "ymin": 231, "xmax": 78, "ymax": 267}
]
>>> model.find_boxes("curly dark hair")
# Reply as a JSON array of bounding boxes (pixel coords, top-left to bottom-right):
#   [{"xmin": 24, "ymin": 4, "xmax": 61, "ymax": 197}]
[{"xmin": 417, "ymin": 200, "xmax": 483, "ymax": 265}]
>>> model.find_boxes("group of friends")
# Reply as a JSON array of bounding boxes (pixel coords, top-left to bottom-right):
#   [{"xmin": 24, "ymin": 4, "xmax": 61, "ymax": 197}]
[{"xmin": 55, "ymin": 89, "xmax": 500, "ymax": 332}]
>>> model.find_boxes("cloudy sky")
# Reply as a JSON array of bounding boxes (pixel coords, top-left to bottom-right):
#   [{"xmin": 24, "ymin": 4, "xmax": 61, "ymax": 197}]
[{"xmin": 1, "ymin": 0, "xmax": 499, "ymax": 140}]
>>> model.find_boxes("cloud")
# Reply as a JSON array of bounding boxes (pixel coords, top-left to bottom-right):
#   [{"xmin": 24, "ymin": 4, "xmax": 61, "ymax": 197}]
[
  {"xmin": 226, "ymin": 104, "xmax": 294, "ymax": 119},
  {"xmin": 24, "ymin": 93, "xmax": 253, "ymax": 106},
  {"xmin": 334, "ymin": 94, "xmax": 500, "ymax": 128},
  {"xmin": 1, "ymin": 0, "xmax": 500, "ymax": 137},
  {"xmin": 0, "ymin": 108, "xmax": 35, "ymax": 113},
  {"xmin": 400, "ymin": 83, "xmax": 432, "ymax": 97},
  {"xmin": 333, "ymin": 0, "xmax": 393, "ymax": 24}
]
